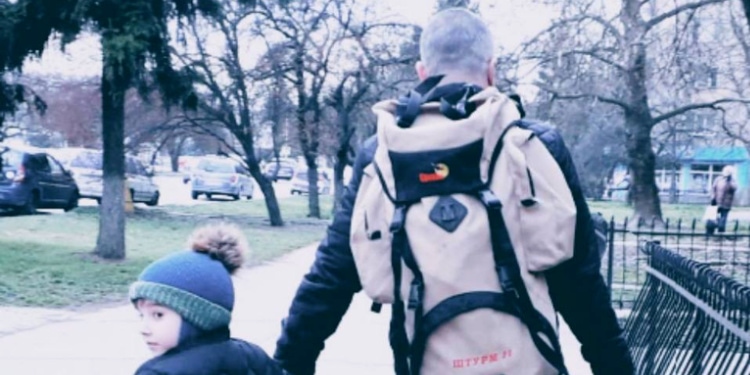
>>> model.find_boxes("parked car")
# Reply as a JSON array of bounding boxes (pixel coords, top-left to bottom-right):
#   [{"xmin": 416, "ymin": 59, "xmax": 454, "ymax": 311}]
[
  {"xmin": 189, "ymin": 157, "xmax": 254, "ymax": 200},
  {"xmin": 0, "ymin": 145, "xmax": 79, "ymax": 214},
  {"xmin": 290, "ymin": 168, "xmax": 332, "ymax": 195},
  {"xmin": 51, "ymin": 148, "xmax": 160, "ymax": 206},
  {"xmin": 262, "ymin": 158, "xmax": 296, "ymax": 181}
]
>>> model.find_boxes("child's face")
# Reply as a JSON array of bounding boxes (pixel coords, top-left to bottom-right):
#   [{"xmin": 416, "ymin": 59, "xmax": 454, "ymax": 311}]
[{"xmin": 135, "ymin": 299, "xmax": 182, "ymax": 356}]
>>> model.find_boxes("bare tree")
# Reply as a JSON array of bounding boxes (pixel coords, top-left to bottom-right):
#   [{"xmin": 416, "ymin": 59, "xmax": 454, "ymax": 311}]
[
  {"xmin": 525, "ymin": 0, "xmax": 749, "ymax": 223},
  {"xmin": 322, "ymin": 18, "xmax": 419, "ymax": 210},
  {"xmin": 254, "ymin": 42, "xmax": 296, "ymax": 170},
  {"xmin": 15, "ymin": 76, "xmax": 101, "ymax": 148},
  {"xmin": 716, "ymin": 2, "xmax": 750, "ymax": 149},
  {"xmin": 111, "ymin": 89, "xmax": 203, "ymax": 174},
  {"xmin": 253, "ymin": 0, "xmax": 357, "ymax": 218},
  {"xmin": 174, "ymin": 0, "xmax": 284, "ymax": 225}
]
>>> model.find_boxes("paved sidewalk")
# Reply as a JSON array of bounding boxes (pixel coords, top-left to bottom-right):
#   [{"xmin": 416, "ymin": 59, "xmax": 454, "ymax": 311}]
[{"xmin": 0, "ymin": 244, "xmax": 592, "ymax": 375}]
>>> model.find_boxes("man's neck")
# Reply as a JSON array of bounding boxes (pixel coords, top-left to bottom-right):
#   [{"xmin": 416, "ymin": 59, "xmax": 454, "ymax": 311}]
[{"xmin": 434, "ymin": 73, "xmax": 490, "ymax": 89}]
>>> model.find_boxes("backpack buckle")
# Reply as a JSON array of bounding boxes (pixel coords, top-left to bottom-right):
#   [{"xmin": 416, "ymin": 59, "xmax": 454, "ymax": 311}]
[
  {"xmin": 497, "ymin": 266, "xmax": 520, "ymax": 300},
  {"xmin": 390, "ymin": 205, "xmax": 407, "ymax": 232},
  {"xmin": 407, "ymin": 279, "xmax": 424, "ymax": 310},
  {"xmin": 478, "ymin": 190, "xmax": 502, "ymax": 209}
]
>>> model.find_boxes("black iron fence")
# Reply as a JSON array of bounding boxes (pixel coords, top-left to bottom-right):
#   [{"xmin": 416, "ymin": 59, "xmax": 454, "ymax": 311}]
[
  {"xmin": 601, "ymin": 217, "xmax": 750, "ymax": 309},
  {"xmin": 623, "ymin": 242, "xmax": 750, "ymax": 375}
]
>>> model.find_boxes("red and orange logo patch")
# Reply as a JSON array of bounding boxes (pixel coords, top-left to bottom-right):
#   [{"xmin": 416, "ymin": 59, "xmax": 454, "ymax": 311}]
[{"xmin": 419, "ymin": 163, "xmax": 450, "ymax": 183}]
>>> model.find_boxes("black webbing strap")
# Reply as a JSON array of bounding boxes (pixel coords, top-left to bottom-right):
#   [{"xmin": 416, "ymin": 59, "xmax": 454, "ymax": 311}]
[
  {"xmin": 408, "ymin": 291, "xmax": 520, "ymax": 373},
  {"xmin": 396, "ymin": 221, "xmax": 426, "ymax": 375},
  {"xmin": 478, "ymin": 189, "xmax": 569, "ymax": 375},
  {"xmin": 389, "ymin": 203, "xmax": 429, "ymax": 375},
  {"xmin": 389, "ymin": 204, "xmax": 413, "ymax": 375},
  {"xmin": 396, "ymin": 75, "xmax": 445, "ymax": 128}
]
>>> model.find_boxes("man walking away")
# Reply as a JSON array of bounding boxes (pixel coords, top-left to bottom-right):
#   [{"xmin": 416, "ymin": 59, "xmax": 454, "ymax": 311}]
[{"xmin": 711, "ymin": 165, "xmax": 738, "ymax": 233}]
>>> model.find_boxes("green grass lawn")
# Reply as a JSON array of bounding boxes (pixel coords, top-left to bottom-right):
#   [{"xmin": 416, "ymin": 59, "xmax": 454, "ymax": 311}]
[
  {"xmin": 588, "ymin": 200, "xmax": 750, "ymax": 226},
  {"xmin": 0, "ymin": 196, "xmax": 332, "ymax": 308},
  {"xmin": 588, "ymin": 200, "xmax": 701, "ymax": 222},
  {"xmin": 2, "ymin": 196, "xmax": 743, "ymax": 309}
]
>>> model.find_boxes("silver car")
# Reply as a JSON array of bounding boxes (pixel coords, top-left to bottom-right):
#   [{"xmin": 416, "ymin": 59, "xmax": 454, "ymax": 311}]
[
  {"xmin": 290, "ymin": 169, "xmax": 332, "ymax": 195},
  {"xmin": 190, "ymin": 157, "xmax": 254, "ymax": 200},
  {"xmin": 52, "ymin": 148, "xmax": 160, "ymax": 206}
]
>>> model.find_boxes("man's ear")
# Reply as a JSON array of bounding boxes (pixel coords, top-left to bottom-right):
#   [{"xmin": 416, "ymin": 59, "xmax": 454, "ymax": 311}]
[
  {"xmin": 487, "ymin": 58, "xmax": 496, "ymax": 86},
  {"xmin": 416, "ymin": 61, "xmax": 428, "ymax": 81}
]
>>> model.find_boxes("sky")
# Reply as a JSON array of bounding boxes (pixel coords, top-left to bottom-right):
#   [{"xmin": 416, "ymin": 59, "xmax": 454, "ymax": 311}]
[{"xmin": 19, "ymin": 0, "xmax": 556, "ymax": 82}]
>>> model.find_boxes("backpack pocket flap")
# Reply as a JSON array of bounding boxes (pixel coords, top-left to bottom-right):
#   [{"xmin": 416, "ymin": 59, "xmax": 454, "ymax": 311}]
[
  {"xmin": 350, "ymin": 164, "xmax": 396, "ymax": 304},
  {"xmin": 499, "ymin": 131, "xmax": 536, "ymax": 205},
  {"xmin": 388, "ymin": 139, "xmax": 485, "ymax": 202},
  {"xmin": 493, "ymin": 130, "xmax": 576, "ymax": 273},
  {"xmin": 518, "ymin": 137, "xmax": 576, "ymax": 272}
]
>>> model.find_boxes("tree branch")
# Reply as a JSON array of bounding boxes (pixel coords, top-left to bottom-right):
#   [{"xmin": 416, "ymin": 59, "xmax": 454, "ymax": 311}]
[
  {"xmin": 538, "ymin": 85, "xmax": 631, "ymax": 111},
  {"xmin": 528, "ymin": 48, "xmax": 626, "ymax": 71},
  {"xmin": 652, "ymin": 98, "xmax": 750, "ymax": 125},
  {"xmin": 521, "ymin": 13, "xmax": 623, "ymax": 54},
  {"xmin": 645, "ymin": 0, "xmax": 727, "ymax": 32},
  {"xmin": 718, "ymin": 108, "xmax": 750, "ymax": 145},
  {"xmin": 179, "ymin": 114, "xmax": 245, "ymax": 157}
]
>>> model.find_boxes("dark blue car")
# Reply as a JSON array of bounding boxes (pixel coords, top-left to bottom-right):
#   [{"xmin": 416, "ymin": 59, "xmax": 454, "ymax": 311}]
[{"xmin": 0, "ymin": 145, "xmax": 79, "ymax": 215}]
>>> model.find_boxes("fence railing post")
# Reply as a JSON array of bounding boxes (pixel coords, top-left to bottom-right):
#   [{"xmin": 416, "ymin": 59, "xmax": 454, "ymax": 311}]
[
  {"xmin": 607, "ymin": 216, "xmax": 615, "ymax": 297},
  {"xmin": 624, "ymin": 241, "xmax": 750, "ymax": 374},
  {"xmin": 604, "ymin": 215, "xmax": 750, "ymax": 310}
]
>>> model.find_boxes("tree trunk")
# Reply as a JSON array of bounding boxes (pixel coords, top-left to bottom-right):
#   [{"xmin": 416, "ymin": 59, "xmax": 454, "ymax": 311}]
[
  {"xmin": 248, "ymin": 163, "xmax": 284, "ymax": 226},
  {"xmin": 622, "ymin": 0, "xmax": 663, "ymax": 224},
  {"xmin": 333, "ymin": 109, "xmax": 353, "ymax": 213},
  {"xmin": 294, "ymin": 104, "xmax": 321, "ymax": 219},
  {"xmin": 624, "ymin": 111, "xmax": 663, "ymax": 224},
  {"xmin": 240, "ymin": 137, "xmax": 284, "ymax": 226},
  {"xmin": 333, "ymin": 147, "xmax": 347, "ymax": 213},
  {"xmin": 170, "ymin": 153, "xmax": 180, "ymax": 172},
  {"xmin": 168, "ymin": 137, "xmax": 185, "ymax": 172},
  {"xmin": 305, "ymin": 160, "xmax": 321, "ymax": 218},
  {"xmin": 95, "ymin": 71, "xmax": 127, "ymax": 260},
  {"xmin": 292, "ymin": 43, "xmax": 322, "ymax": 219}
]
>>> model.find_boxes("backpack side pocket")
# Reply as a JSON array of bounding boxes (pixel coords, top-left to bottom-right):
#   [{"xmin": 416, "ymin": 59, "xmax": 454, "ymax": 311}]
[
  {"xmin": 521, "ymin": 136, "xmax": 576, "ymax": 272},
  {"xmin": 504, "ymin": 130, "xmax": 577, "ymax": 272},
  {"xmin": 350, "ymin": 163, "xmax": 396, "ymax": 304}
]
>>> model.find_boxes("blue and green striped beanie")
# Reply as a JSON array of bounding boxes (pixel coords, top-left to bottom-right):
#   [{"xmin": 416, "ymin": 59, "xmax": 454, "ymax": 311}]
[{"xmin": 129, "ymin": 223, "xmax": 247, "ymax": 331}]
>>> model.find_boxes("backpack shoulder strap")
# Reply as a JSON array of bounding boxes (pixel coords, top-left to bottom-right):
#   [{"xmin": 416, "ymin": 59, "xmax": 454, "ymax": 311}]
[
  {"xmin": 480, "ymin": 119, "xmax": 571, "ymax": 373},
  {"xmin": 477, "ymin": 189, "xmax": 569, "ymax": 374}
]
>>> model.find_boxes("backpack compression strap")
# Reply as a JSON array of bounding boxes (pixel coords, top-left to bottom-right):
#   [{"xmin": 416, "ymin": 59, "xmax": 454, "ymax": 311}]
[
  {"xmin": 388, "ymin": 203, "xmax": 415, "ymax": 375},
  {"xmin": 395, "ymin": 75, "xmax": 445, "ymax": 127},
  {"xmin": 481, "ymin": 123, "xmax": 568, "ymax": 374},
  {"xmin": 395, "ymin": 75, "xmax": 485, "ymax": 128},
  {"xmin": 387, "ymin": 192, "xmax": 567, "ymax": 375},
  {"xmin": 388, "ymin": 201, "xmax": 525, "ymax": 375},
  {"xmin": 479, "ymin": 189, "xmax": 568, "ymax": 375}
]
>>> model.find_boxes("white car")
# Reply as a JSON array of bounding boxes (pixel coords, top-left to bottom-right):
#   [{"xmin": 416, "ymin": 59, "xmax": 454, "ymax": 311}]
[
  {"xmin": 51, "ymin": 148, "xmax": 160, "ymax": 206},
  {"xmin": 189, "ymin": 157, "xmax": 254, "ymax": 200}
]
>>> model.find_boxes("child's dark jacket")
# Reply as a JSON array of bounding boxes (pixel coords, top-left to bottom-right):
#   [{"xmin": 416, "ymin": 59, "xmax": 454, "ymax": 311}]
[{"xmin": 135, "ymin": 329, "xmax": 285, "ymax": 375}]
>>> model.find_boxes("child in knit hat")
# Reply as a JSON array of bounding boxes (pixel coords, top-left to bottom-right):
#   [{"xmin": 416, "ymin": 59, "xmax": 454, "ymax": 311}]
[{"xmin": 130, "ymin": 222, "xmax": 285, "ymax": 375}]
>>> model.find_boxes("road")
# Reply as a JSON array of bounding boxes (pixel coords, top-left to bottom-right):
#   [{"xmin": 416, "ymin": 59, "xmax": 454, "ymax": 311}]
[{"xmin": 76, "ymin": 173, "xmax": 296, "ymax": 208}]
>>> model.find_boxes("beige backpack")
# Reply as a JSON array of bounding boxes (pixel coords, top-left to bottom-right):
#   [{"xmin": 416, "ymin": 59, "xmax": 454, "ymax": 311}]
[{"xmin": 350, "ymin": 78, "xmax": 577, "ymax": 375}]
